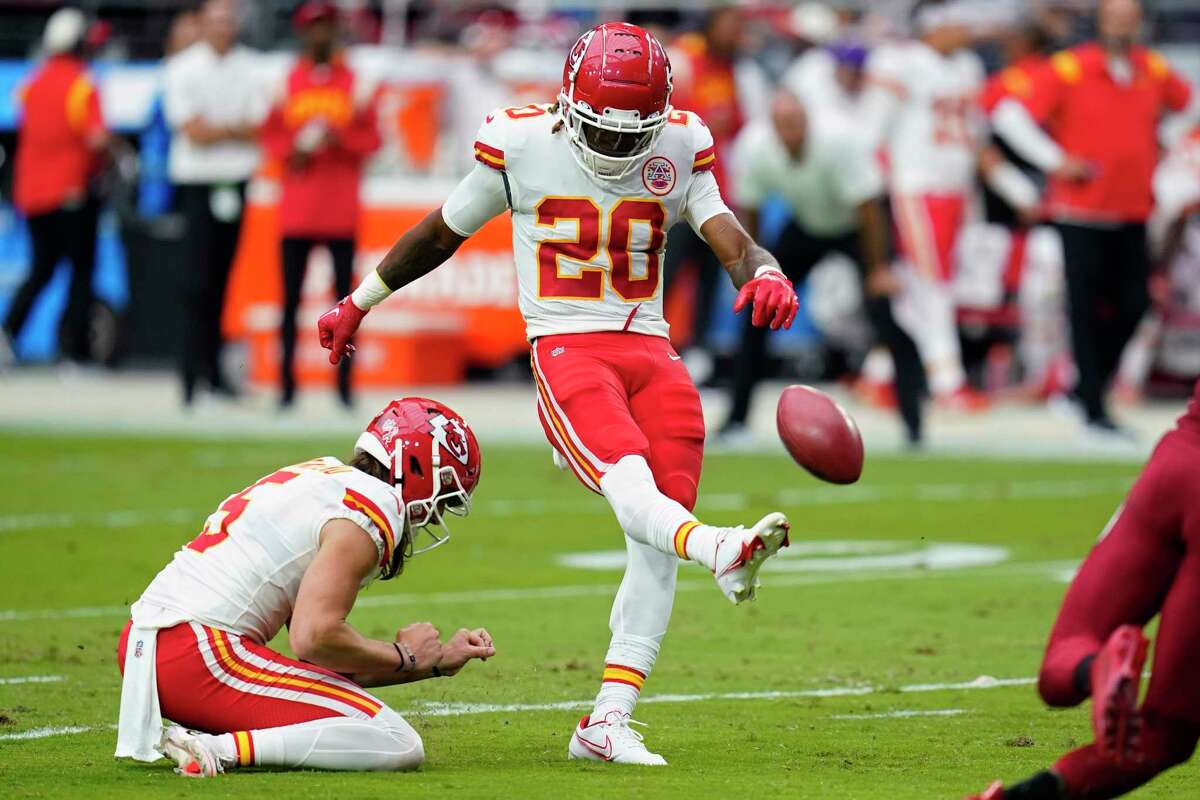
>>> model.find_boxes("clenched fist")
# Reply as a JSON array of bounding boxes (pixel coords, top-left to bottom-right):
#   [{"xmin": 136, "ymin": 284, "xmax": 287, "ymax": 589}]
[
  {"xmin": 395, "ymin": 622, "xmax": 443, "ymax": 673},
  {"xmin": 733, "ymin": 269, "xmax": 798, "ymax": 330},
  {"xmin": 437, "ymin": 628, "xmax": 496, "ymax": 677},
  {"xmin": 317, "ymin": 296, "xmax": 367, "ymax": 365}
]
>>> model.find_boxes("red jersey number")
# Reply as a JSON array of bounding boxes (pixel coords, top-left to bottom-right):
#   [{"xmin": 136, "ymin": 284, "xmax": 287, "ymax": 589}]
[
  {"xmin": 186, "ymin": 469, "xmax": 300, "ymax": 554},
  {"xmin": 536, "ymin": 197, "xmax": 667, "ymax": 301}
]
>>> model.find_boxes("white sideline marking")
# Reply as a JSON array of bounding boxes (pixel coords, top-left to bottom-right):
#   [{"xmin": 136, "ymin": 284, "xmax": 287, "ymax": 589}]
[
  {"xmin": 0, "ymin": 675, "xmax": 64, "ymax": 685},
  {"xmin": 405, "ymin": 676, "xmax": 1037, "ymax": 718},
  {"xmin": 0, "ymin": 477, "xmax": 1133, "ymax": 536},
  {"xmin": 0, "ymin": 677, "xmax": 1034, "ymax": 742},
  {"xmin": 0, "ymin": 561, "xmax": 1078, "ymax": 624},
  {"xmin": 831, "ymin": 708, "xmax": 968, "ymax": 721},
  {"xmin": 0, "ymin": 725, "xmax": 94, "ymax": 742}
]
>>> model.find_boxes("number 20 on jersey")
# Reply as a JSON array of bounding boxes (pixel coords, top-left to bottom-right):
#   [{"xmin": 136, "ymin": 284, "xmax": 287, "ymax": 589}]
[{"xmin": 536, "ymin": 197, "xmax": 667, "ymax": 302}]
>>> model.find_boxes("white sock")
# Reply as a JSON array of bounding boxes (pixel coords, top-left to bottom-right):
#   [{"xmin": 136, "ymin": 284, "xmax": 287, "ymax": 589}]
[
  {"xmin": 599, "ymin": 455, "xmax": 721, "ymax": 567},
  {"xmin": 892, "ymin": 264, "xmax": 966, "ymax": 395},
  {"xmin": 205, "ymin": 710, "xmax": 424, "ymax": 771},
  {"xmin": 592, "ymin": 537, "xmax": 675, "ymax": 720}
]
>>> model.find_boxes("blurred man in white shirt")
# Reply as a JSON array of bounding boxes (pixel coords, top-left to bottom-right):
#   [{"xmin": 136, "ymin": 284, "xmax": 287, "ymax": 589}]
[
  {"xmin": 720, "ymin": 89, "xmax": 925, "ymax": 445},
  {"xmin": 163, "ymin": 0, "xmax": 266, "ymax": 405}
]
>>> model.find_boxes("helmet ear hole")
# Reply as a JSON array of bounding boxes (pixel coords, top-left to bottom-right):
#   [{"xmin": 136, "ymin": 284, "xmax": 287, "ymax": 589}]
[{"xmin": 408, "ymin": 454, "xmax": 424, "ymax": 477}]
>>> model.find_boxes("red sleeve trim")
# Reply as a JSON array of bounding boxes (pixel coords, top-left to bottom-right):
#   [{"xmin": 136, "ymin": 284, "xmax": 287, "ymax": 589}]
[
  {"xmin": 692, "ymin": 145, "xmax": 716, "ymax": 173},
  {"xmin": 342, "ymin": 488, "xmax": 396, "ymax": 568},
  {"xmin": 474, "ymin": 140, "xmax": 505, "ymax": 170}
]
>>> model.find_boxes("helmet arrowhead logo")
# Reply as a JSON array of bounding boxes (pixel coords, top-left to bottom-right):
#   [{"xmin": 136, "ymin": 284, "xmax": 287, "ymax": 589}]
[{"xmin": 429, "ymin": 413, "xmax": 470, "ymax": 466}]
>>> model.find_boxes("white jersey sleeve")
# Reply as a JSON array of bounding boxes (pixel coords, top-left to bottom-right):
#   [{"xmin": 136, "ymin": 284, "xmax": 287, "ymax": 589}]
[
  {"xmin": 442, "ymin": 164, "xmax": 509, "ymax": 236},
  {"xmin": 441, "ymin": 110, "xmax": 512, "ymax": 236},
  {"xmin": 683, "ymin": 113, "xmax": 730, "ymax": 233}
]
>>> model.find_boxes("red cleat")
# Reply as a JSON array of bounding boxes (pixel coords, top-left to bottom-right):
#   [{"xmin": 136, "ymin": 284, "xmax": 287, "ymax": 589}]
[
  {"xmin": 964, "ymin": 780, "xmax": 1004, "ymax": 800},
  {"xmin": 1092, "ymin": 625, "xmax": 1149, "ymax": 765},
  {"xmin": 936, "ymin": 385, "xmax": 990, "ymax": 413}
]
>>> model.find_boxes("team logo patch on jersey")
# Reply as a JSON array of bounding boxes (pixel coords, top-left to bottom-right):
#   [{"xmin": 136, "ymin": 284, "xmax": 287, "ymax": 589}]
[{"xmin": 642, "ymin": 156, "xmax": 676, "ymax": 196}]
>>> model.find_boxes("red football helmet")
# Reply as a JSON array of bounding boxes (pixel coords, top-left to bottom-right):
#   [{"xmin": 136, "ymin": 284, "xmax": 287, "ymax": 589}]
[
  {"xmin": 558, "ymin": 22, "xmax": 673, "ymax": 180},
  {"xmin": 355, "ymin": 397, "xmax": 482, "ymax": 560}
]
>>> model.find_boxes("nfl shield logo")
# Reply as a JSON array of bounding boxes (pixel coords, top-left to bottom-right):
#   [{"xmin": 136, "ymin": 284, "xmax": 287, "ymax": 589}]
[{"xmin": 642, "ymin": 156, "xmax": 676, "ymax": 196}]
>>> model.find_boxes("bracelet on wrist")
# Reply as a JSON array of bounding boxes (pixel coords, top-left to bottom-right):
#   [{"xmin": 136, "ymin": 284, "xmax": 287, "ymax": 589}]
[{"xmin": 393, "ymin": 641, "xmax": 416, "ymax": 672}]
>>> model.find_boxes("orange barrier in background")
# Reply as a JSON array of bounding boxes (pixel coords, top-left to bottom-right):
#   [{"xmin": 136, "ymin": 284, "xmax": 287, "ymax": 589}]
[{"xmin": 223, "ymin": 196, "xmax": 526, "ymax": 388}]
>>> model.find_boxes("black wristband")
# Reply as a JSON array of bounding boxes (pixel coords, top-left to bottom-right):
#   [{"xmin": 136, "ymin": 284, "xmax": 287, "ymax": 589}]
[
  {"xmin": 432, "ymin": 665, "xmax": 443, "ymax": 678},
  {"xmin": 393, "ymin": 641, "xmax": 406, "ymax": 671}
]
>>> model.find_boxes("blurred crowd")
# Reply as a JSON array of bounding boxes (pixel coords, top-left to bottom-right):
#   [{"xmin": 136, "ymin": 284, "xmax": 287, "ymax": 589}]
[{"xmin": 1, "ymin": 0, "xmax": 1198, "ymax": 446}]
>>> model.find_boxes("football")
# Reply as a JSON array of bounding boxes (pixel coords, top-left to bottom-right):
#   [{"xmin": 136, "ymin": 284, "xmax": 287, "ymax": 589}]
[{"xmin": 775, "ymin": 385, "xmax": 864, "ymax": 484}]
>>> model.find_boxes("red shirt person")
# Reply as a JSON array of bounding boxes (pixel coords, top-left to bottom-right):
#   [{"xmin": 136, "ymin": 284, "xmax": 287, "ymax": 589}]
[
  {"xmin": 990, "ymin": 0, "xmax": 1191, "ymax": 433},
  {"xmin": 3, "ymin": 8, "xmax": 109, "ymax": 364},
  {"xmin": 259, "ymin": 1, "xmax": 381, "ymax": 408}
]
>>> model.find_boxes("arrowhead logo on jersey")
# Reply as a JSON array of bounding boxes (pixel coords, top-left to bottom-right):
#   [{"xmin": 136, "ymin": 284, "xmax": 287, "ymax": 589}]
[
  {"xmin": 429, "ymin": 413, "xmax": 470, "ymax": 466},
  {"xmin": 642, "ymin": 156, "xmax": 676, "ymax": 196}
]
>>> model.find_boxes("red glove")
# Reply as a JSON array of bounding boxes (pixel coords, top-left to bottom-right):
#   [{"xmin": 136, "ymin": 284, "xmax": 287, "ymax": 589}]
[
  {"xmin": 733, "ymin": 269, "xmax": 798, "ymax": 330},
  {"xmin": 317, "ymin": 297, "xmax": 367, "ymax": 365}
]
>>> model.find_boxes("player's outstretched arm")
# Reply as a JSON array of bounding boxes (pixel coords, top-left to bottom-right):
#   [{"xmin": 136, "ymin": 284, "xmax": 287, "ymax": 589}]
[
  {"xmin": 317, "ymin": 209, "xmax": 467, "ymax": 364},
  {"xmin": 701, "ymin": 212, "xmax": 798, "ymax": 331},
  {"xmin": 290, "ymin": 519, "xmax": 444, "ymax": 681}
]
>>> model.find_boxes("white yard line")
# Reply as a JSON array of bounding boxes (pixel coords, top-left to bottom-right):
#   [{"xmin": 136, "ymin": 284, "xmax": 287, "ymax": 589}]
[
  {"xmin": 406, "ymin": 677, "xmax": 1034, "ymax": 717},
  {"xmin": 0, "ymin": 677, "xmax": 1031, "ymax": 741},
  {"xmin": 0, "ymin": 561, "xmax": 1076, "ymax": 624},
  {"xmin": 0, "ymin": 675, "xmax": 64, "ymax": 685},
  {"xmin": 0, "ymin": 477, "xmax": 1133, "ymax": 536},
  {"xmin": 830, "ymin": 708, "xmax": 968, "ymax": 721},
  {"xmin": 0, "ymin": 725, "xmax": 95, "ymax": 742}
]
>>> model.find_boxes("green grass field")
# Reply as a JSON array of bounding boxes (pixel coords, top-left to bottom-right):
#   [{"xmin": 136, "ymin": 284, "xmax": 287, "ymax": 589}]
[{"xmin": 0, "ymin": 432, "xmax": 1193, "ymax": 798}]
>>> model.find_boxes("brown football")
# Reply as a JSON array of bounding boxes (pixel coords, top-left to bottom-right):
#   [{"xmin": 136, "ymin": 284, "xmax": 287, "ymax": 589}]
[{"xmin": 775, "ymin": 385, "xmax": 864, "ymax": 484}]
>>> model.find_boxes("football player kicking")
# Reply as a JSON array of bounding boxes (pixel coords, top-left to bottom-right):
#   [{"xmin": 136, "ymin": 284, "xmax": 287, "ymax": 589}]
[
  {"xmin": 318, "ymin": 22, "xmax": 797, "ymax": 765},
  {"xmin": 115, "ymin": 398, "xmax": 490, "ymax": 776},
  {"xmin": 968, "ymin": 379, "xmax": 1200, "ymax": 800}
]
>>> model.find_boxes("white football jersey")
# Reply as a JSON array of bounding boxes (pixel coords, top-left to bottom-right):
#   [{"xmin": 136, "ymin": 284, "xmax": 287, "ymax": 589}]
[
  {"xmin": 441, "ymin": 103, "xmax": 731, "ymax": 340},
  {"xmin": 132, "ymin": 457, "xmax": 405, "ymax": 644},
  {"xmin": 864, "ymin": 42, "xmax": 985, "ymax": 195}
]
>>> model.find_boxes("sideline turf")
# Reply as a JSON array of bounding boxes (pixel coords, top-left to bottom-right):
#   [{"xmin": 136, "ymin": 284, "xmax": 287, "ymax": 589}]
[{"xmin": 0, "ymin": 433, "xmax": 1191, "ymax": 798}]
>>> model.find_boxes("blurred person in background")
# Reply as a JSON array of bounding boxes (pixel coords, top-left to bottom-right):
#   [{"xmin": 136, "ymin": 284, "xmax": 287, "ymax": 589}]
[
  {"xmin": 860, "ymin": 0, "xmax": 1039, "ymax": 414},
  {"xmin": 990, "ymin": 0, "xmax": 1191, "ymax": 437},
  {"xmin": 2, "ymin": 8, "xmax": 109, "ymax": 367},
  {"xmin": 976, "ymin": 17, "xmax": 1070, "ymax": 401},
  {"xmin": 720, "ymin": 90, "xmax": 925, "ymax": 446},
  {"xmin": 260, "ymin": 1, "xmax": 381, "ymax": 410},
  {"xmin": 781, "ymin": 3, "xmax": 863, "ymax": 120},
  {"xmin": 664, "ymin": 4, "xmax": 747, "ymax": 379},
  {"xmin": 164, "ymin": 0, "xmax": 266, "ymax": 406}
]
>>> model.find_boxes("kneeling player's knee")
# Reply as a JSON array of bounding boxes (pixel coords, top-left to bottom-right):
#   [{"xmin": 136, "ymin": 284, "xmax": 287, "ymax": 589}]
[
  {"xmin": 375, "ymin": 711, "xmax": 425, "ymax": 771},
  {"xmin": 1037, "ymin": 666, "xmax": 1079, "ymax": 708}
]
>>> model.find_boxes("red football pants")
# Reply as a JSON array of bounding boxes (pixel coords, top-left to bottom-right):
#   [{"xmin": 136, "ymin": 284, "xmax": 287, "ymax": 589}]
[
  {"xmin": 530, "ymin": 332, "xmax": 705, "ymax": 510},
  {"xmin": 118, "ymin": 620, "xmax": 385, "ymax": 733},
  {"xmin": 892, "ymin": 193, "xmax": 966, "ymax": 283},
  {"xmin": 1037, "ymin": 427, "xmax": 1200, "ymax": 797}
]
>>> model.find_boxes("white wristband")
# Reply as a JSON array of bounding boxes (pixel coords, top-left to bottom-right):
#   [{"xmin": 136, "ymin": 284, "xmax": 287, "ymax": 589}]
[
  {"xmin": 349, "ymin": 270, "xmax": 393, "ymax": 311},
  {"xmin": 754, "ymin": 265, "xmax": 784, "ymax": 279}
]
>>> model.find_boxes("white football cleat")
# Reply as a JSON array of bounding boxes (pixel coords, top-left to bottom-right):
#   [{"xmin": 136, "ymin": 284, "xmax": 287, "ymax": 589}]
[
  {"xmin": 712, "ymin": 512, "xmax": 790, "ymax": 604},
  {"xmin": 159, "ymin": 724, "xmax": 223, "ymax": 778},
  {"xmin": 568, "ymin": 711, "xmax": 668, "ymax": 766}
]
